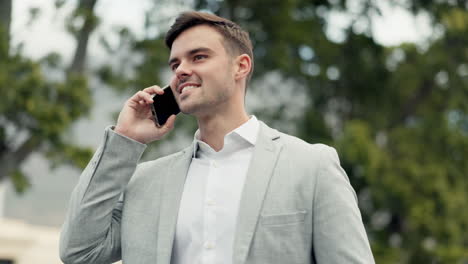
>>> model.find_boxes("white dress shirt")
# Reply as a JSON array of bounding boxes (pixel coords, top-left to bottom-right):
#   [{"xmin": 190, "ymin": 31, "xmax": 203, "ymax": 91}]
[{"xmin": 171, "ymin": 116, "xmax": 259, "ymax": 264}]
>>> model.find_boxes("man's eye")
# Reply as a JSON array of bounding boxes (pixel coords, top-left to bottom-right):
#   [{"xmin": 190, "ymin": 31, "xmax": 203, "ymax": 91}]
[
  {"xmin": 171, "ymin": 64, "xmax": 179, "ymax": 71},
  {"xmin": 194, "ymin": 55, "xmax": 206, "ymax": 61}
]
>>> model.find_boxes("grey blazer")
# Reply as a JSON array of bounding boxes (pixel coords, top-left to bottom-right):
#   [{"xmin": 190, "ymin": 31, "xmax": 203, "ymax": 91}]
[{"xmin": 60, "ymin": 122, "xmax": 375, "ymax": 264}]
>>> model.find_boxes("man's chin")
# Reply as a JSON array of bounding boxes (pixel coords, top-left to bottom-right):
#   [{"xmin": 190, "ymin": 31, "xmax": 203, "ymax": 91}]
[
  {"xmin": 180, "ymin": 102, "xmax": 215, "ymax": 117},
  {"xmin": 179, "ymin": 103, "xmax": 200, "ymax": 115}
]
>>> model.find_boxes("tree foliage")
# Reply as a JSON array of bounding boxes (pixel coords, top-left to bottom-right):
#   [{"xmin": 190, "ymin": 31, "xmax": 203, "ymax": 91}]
[
  {"xmin": 218, "ymin": 1, "xmax": 467, "ymax": 262},
  {"xmin": 0, "ymin": 0, "xmax": 96, "ymax": 192}
]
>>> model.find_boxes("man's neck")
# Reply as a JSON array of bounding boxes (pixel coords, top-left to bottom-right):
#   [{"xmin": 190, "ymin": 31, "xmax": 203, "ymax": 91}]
[{"xmin": 197, "ymin": 110, "xmax": 249, "ymax": 152}]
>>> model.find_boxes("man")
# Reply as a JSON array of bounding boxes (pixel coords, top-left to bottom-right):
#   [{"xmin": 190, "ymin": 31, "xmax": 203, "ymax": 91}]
[{"xmin": 60, "ymin": 11, "xmax": 375, "ymax": 264}]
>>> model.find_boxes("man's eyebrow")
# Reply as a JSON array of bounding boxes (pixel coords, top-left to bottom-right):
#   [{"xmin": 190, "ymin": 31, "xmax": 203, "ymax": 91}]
[{"xmin": 168, "ymin": 47, "xmax": 213, "ymax": 65}]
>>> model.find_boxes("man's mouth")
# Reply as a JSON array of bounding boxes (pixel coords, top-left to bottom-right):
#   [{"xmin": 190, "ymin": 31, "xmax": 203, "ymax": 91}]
[{"xmin": 178, "ymin": 83, "xmax": 200, "ymax": 94}]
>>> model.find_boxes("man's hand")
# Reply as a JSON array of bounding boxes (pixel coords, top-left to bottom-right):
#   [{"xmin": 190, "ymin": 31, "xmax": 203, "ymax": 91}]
[{"xmin": 114, "ymin": 85, "xmax": 177, "ymax": 144}]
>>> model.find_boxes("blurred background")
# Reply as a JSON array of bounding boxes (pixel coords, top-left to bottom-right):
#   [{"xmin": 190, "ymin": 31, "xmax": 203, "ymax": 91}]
[{"xmin": 0, "ymin": 0, "xmax": 467, "ymax": 263}]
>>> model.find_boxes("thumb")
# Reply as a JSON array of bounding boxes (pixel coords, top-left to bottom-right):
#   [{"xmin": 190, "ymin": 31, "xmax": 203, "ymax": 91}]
[{"xmin": 161, "ymin": 114, "xmax": 177, "ymax": 132}]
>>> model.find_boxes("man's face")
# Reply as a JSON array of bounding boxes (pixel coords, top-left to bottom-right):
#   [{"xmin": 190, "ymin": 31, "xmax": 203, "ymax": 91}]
[{"xmin": 168, "ymin": 25, "xmax": 237, "ymax": 115}]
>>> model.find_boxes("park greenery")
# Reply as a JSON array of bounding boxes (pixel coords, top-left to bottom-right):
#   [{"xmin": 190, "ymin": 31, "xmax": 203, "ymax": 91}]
[{"xmin": 1, "ymin": 0, "xmax": 467, "ymax": 262}]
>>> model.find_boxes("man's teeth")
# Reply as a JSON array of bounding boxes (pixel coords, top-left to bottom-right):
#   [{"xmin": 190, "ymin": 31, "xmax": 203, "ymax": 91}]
[{"xmin": 181, "ymin": 85, "xmax": 198, "ymax": 93}]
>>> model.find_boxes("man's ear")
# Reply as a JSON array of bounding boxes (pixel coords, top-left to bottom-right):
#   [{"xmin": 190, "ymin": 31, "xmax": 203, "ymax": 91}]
[{"xmin": 234, "ymin": 54, "xmax": 252, "ymax": 81}]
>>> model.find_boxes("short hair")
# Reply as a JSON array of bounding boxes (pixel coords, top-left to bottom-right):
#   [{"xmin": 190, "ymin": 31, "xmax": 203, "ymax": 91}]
[{"xmin": 165, "ymin": 11, "xmax": 254, "ymax": 86}]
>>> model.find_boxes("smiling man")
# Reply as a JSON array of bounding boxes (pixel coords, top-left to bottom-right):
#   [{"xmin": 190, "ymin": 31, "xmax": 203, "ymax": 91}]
[{"xmin": 60, "ymin": 11, "xmax": 375, "ymax": 264}]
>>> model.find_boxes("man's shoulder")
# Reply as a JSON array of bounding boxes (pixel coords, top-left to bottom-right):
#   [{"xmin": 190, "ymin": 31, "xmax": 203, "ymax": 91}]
[
  {"xmin": 127, "ymin": 146, "xmax": 190, "ymax": 187},
  {"xmin": 278, "ymin": 131, "xmax": 337, "ymax": 162},
  {"xmin": 260, "ymin": 121, "xmax": 334, "ymax": 154},
  {"xmin": 262, "ymin": 123, "xmax": 343, "ymax": 182},
  {"xmin": 137, "ymin": 146, "xmax": 190, "ymax": 170}
]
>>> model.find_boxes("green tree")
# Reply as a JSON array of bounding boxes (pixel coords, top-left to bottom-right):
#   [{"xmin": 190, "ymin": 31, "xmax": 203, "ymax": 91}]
[
  {"xmin": 0, "ymin": 0, "xmax": 100, "ymax": 193},
  {"xmin": 213, "ymin": 1, "xmax": 467, "ymax": 263}
]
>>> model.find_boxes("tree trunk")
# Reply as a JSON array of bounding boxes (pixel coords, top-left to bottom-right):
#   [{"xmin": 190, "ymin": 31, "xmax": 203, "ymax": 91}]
[
  {"xmin": 0, "ymin": 181, "xmax": 6, "ymax": 218},
  {"xmin": 68, "ymin": 0, "xmax": 98, "ymax": 75},
  {"xmin": 0, "ymin": 0, "xmax": 12, "ymax": 57},
  {"xmin": 0, "ymin": 0, "xmax": 12, "ymax": 41}
]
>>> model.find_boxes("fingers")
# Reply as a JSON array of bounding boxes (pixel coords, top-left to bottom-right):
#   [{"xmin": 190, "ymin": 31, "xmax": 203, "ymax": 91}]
[
  {"xmin": 130, "ymin": 85, "xmax": 166, "ymax": 106},
  {"xmin": 143, "ymin": 85, "xmax": 165, "ymax": 96},
  {"xmin": 130, "ymin": 90, "xmax": 154, "ymax": 106}
]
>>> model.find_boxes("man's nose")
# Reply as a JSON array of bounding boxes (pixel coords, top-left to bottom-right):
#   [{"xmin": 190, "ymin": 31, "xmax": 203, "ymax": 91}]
[{"xmin": 175, "ymin": 61, "xmax": 192, "ymax": 79}]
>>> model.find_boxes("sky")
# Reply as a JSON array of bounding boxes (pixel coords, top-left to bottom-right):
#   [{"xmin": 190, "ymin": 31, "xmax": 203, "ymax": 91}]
[{"xmin": 4, "ymin": 0, "xmax": 436, "ymax": 227}]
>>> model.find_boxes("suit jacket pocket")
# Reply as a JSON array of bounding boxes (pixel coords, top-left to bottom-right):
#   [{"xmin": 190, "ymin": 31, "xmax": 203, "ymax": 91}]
[{"xmin": 260, "ymin": 210, "xmax": 307, "ymax": 226}]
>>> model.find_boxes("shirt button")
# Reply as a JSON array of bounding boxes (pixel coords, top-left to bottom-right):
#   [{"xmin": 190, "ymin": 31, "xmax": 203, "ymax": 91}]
[
  {"xmin": 206, "ymin": 199, "xmax": 215, "ymax": 206},
  {"xmin": 204, "ymin": 242, "xmax": 214, "ymax": 249},
  {"xmin": 211, "ymin": 160, "xmax": 218, "ymax": 168}
]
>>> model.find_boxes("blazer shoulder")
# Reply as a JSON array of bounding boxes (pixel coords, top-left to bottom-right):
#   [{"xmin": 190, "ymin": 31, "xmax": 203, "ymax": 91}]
[
  {"xmin": 129, "ymin": 147, "xmax": 189, "ymax": 184},
  {"xmin": 138, "ymin": 149, "xmax": 186, "ymax": 169},
  {"xmin": 259, "ymin": 122, "xmax": 338, "ymax": 164},
  {"xmin": 278, "ymin": 131, "xmax": 337, "ymax": 157}
]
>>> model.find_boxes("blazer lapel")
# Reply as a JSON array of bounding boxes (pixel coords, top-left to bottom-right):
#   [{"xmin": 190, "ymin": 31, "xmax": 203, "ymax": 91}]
[
  {"xmin": 156, "ymin": 146, "xmax": 193, "ymax": 264},
  {"xmin": 233, "ymin": 122, "xmax": 282, "ymax": 264}
]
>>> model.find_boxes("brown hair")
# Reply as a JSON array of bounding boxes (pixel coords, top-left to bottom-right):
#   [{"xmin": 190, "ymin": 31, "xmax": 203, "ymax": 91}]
[{"xmin": 165, "ymin": 11, "xmax": 254, "ymax": 86}]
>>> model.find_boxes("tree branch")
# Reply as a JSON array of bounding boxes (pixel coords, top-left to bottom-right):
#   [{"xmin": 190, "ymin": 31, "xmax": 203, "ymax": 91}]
[{"xmin": 0, "ymin": 136, "xmax": 40, "ymax": 182}]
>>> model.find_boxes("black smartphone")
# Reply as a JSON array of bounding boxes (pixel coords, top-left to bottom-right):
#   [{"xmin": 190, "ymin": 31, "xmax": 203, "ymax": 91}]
[{"xmin": 150, "ymin": 85, "xmax": 180, "ymax": 127}]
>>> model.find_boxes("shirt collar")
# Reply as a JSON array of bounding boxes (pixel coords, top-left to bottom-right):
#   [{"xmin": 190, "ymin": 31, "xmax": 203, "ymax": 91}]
[{"xmin": 192, "ymin": 116, "xmax": 259, "ymax": 158}]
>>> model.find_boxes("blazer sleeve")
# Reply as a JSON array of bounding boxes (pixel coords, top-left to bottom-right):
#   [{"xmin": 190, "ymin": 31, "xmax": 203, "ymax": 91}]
[
  {"xmin": 59, "ymin": 127, "xmax": 146, "ymax": 264},
  {"xmin": 312, "ymin": 145, "xmax": 375, "ymax": 263}
]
